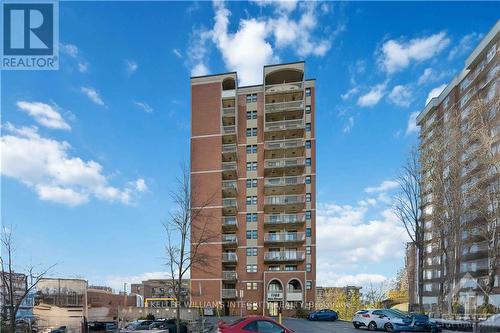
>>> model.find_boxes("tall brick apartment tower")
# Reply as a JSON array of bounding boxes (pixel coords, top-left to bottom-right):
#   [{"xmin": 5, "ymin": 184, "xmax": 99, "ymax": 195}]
[{"xmin": 190, "ymin": 62, "xmax": 316, "ymax": 316}]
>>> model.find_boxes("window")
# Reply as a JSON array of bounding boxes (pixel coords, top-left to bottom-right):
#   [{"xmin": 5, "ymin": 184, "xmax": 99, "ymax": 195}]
[
  {"xmin": 246, "ymin": 111, "xmax": 257, "ymax": 120},
  {"xmin": 305, "ymin": 140, "xmax": 311, "ymax": 149},
  {"xmin": 246, "ymin": 282, "xmax": 258, "ymax": 290},
  {"xmin": 246, "ymin": 213, "xmax": 257, "ymax": 223},
  {"xmin": 285, "ymin": 265, "xmax": 297, "ymax": 271},
  {"xmin": 246, "ymin": 94, "xmax": 257, "ymax": 103},
  {"xmin": 306, "ymin": 246, "xmax": 311, "ymax": 255},
  {"xmin": 246, "ymin": 145, "xmax": 257, "ymax": 154},
  {"xmin": 246, "ymin": 128, "xmax": 257, "ymax": 137},
  {"xmin": 305, "ymin": 105, "xmax": 311, "ymax": 114},
  {"xmin": 306, "ymin": 211, "xmax": 311, "ymax": 220},
  {"xmin": 246, "ymin": 162, "xmax": 257, "ymax": 171},
  {"xmin": 306, "ymin": 264, "xmax": 312, "ymax": 272},
  {"xmin": 247, "ymin": 179, "xmax": 257, "ymax": 188},
  {"xmin": 246, "ymin": 196, "xmax": 257, "ymax": 205},
  {"xmin": 306, "ymin": 123, "xmax": 311, "ymax": 132},
  {"xmin": 305, "ymin": 176, "xmax": 311, "ymax": 184},
  {"xmin": 268, "ymin": 265, "xmax": 280, "ymax": 271},
  {"xmin": 306, "ymin": 193, "xmax": 311, "ymax": 202},
  {"xmin": 306, "ymin": 228, "xmax": 312, "ymax": 237},
  {"xmin": 246, "ymin": 265, "xmax": 257, "ymax": 273},
  {"xmin": 306, "ymin": 158, "xmax": 311, "ymax": 166},
  {"xmin": 305, "ymin": 88, "xmax": 311, "ymax": 97},
  {"xmin": 246, "ymin": 230, "xmax": 258, "ymax": 239},
  {"xmin": 246, "ymin": 247, "xmax": 257, "ymax": 256},
  {"xmin": 306, "ymin": 281, "xmax": 312, "ymax": 289}
]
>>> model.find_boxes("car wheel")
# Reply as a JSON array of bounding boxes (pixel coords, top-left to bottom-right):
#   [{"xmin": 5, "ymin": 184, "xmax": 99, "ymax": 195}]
[
  {"xmin": 368, "ymin": 321, "xmax": 377, "ymax": 331},
  {"xmin": 353, "ymin": 323, "xmax": 361, "ymax": 329},
  {"xmin": 385, "ymin": 323, "xmax": 394, "ymax": 332}
]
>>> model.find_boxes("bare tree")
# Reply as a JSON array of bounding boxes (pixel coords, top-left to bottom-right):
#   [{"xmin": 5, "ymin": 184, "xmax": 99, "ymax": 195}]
[
  {"xmin": 0, "ymin": 226, "xmax": 55, "ymax": 333},
  {"xmin": 164, "ymin": 164, "xmax": 218, "ymax": 333},
  {"xmin": 394, "ymin": 147, "xmax": 423, "ymax": 310},
  {"xmin": 466, "ymin": 90, "xmax": 500, "ymax": 307}
]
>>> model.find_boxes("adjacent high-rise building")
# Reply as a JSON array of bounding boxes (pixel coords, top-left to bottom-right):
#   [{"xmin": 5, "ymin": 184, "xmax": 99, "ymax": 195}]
[
  {"xmin": 416, "ymin": 21, "xmax": 499, "ymax": 313},
  {"xmin": 190, "ymin": 62, "xmax": 316, "ymax": 316}
]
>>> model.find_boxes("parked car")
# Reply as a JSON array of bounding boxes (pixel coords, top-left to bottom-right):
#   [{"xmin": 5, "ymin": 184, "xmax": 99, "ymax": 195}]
[
  {"xmin": 353, "ymin": 309, "xmax": 441, "ymax": 332},
  {"xmin": 149, "ymin": 319, "xmax": 188, "ymax": 333},
  {"xmin": 50, "ymin": 326, "xmax": 67, "ymax": 333},
  {"xmin": 385, "ymin": 310, "xmax": 441, "ymax": 332},
  {"xmin": 121, "ymin": 320, "xmax": 154, "ymax": 332},
  {"xmin": 479, "ymin": 314, "xmax": 500, "ymax": 333},
  {"xmin": 217, "ymin": 316, "xmax": 293, "ymax": 333},
  {"xmin": 307, "ymin": 309, "xmax": 338, "ymax": 321}
]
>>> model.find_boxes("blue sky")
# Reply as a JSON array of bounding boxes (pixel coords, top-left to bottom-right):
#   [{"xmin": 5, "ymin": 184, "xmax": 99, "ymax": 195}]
[{"xmin": 2, "ymin": 1, "xmax": 499, "ymax": 290}]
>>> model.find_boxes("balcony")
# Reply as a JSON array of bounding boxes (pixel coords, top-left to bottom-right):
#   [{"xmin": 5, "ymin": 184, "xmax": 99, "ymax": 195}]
[
  {"xmin": 222, "ymin": 252, "xmax": 238, "ymax": 264},
  {"xmin": 222, "ymin": 288, "xmax": 237, "ymax": 299},
  {"xmin": 264, "ymin": 139, "xmax": 305, "ymax": 158},
  {"xmin": 264, "ymin": 120, "xmax": 304, "ymax": 140},
  {"xmin": 222, "ymin": 234, "xmax": 238, "ymax": 248},
  {"xmin": 222, "ymin": 144, "xmax": 237, "ymax": 162},
  {"xmin": 222, "ymin": 198, "xmax": 237, "ymax": 215},
  {"xmin": 264, "ymin": 232, "xmax": 305, "ymax": 244},
  {"xmin": 264, "ymin": 157, "xmax": 305, "ymax": 177},
  {"xmin": 264, "ymin": 195, "xmax": 305, "ymax": 213},
  {"xmin": 222, "ymin": 107, "xmax": 236, "ymax": 118},
  {"xmin": 222, "ymin": 217, "xmax": 238, "ymax": 231},
  {"xmin": 222, "ymin": 180, "xmax": 238, "ymax": 197},
  {"xmin": 222, "ymin": 271, "xmax": 237, "ymax": 281},
  {"xmin": 265, "ymin": 81, "xmax": 303, "ymax": 95},
  {"xmin": 286, "ymin": 291, "xmax": 303, "ymax": 302},
  {"xmin": 264, "ymin": 251, "xmax": 305, "ymax": 263},
  {"xmin": 264, "ymin": 176, "xmax": 305, "ymax": 195},
  {"xmin": 222, "ymin": 161, "xmax": 237, "ymax": 180},
  {"xmin": 264, "ymin": 214, "xmax": 306, "ymax": 226},
  {"xmin": 221, "ymin": 125, "xmax": 236, "ymax": 144},
  {"xmin": 265, "ymin": 101, "xmax": 304, "ymax": 120}
]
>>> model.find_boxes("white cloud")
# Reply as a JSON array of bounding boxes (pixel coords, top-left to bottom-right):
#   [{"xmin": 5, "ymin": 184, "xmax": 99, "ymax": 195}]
[
  {"xmin": 379, "ymin": 32, "xmax": 450, "ymax": 74},
  {"xmin": 343, "ymin": 116, "xmax": 354, "ymax": 134},
  {"xmin": 357, "ymin": 83, "xmax": 386, "ymax": 107},
  {"xmin": 341, "ymin": 87, "xmax": 359, "ymax": 101},
  {"xmin": 316, "ymin": 202, "xmax": 408, "ymax": 287},
  {"xmin": 16, "ymin": 101, "xmax": 71, "ymax": 130},
  {"xmin": 78, "ymin": 62, "xmax": 88, "ymax": 73},
  {"xmin": 364, "ymin": 180, "xmax": 399, "ymax": 193},
  {"xmin": 418, "ymin": 67, "xmax": 433, "ymax": 85},
  {"xmin": 251, "ymin": 0, "xmax": 298, "ymax": 13},
  {"xmin": 80, "ymin": 87, "xmax": 105, "ymax": 107},
  {"xmin": 187, "ymin": 1, "xmax": 337, "ymax": 85},
  {"xmin": 134, "ymin": 101, "xmax": 153, "ymax": 113},
  {"xmin": 425, "ymin": 83, "xmax": 447, "ymax": 105},
  {"xmin": 317, "ymin": 271, "xmax": 389, "ymax": 288},
  {"xmin": 406, "ymin": 111, "xmax": 419, "ymax": 135},
  {"xmin": 388, "ymin": 85, "xmax": 412, "ymax": 108},
  {"xmin": 172, "ymin": 49, "xmax": 182, "ymax": 59},
  {"xmin": 125, "ymin": 60, "xmax": 138, "ymax": 74},
  {"xmin": 448, "ymin": 32, "xmax": 482, "ymax": 61},
  {"xmin": 60, "ymin": 43, "xmax": 89, "ymax": 73},
  {"xmin": 102, "ymin": 271, "xmax": 169, "ymax": 292},
  {"xmin": 0, "ymin": 123, "xmax": 145, "ymax": 206}
]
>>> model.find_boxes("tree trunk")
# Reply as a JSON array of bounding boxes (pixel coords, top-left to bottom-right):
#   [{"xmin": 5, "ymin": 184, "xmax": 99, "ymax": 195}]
[{"xmin": 417, "ymin": 244, "xmax": 424, "ymax": 311}]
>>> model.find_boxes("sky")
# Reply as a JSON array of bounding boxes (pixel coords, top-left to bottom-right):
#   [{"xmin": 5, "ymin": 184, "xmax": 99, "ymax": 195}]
[{"xmin": 1, "ymin": 1, "xmax": 499, "ymax": 292}]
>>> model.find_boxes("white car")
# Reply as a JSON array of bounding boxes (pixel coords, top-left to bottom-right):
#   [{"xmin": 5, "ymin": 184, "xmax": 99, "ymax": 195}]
[{"xmin": 353, "ymin": 309, "xmax": 410, "ymax": 332}]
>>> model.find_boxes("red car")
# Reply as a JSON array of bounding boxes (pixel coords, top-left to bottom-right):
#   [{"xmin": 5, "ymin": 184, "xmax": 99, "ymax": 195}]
[{"xmin": 217, "ymin": 316, "xmax": 294, "ymax": 333}]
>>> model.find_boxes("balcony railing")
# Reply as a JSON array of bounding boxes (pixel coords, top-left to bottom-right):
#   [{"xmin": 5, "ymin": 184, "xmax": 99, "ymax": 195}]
[
  {"xmin": 264, "ymin": 214, "xmax": 305, "ymax": 225},
  {"xmin": 222, "ymin": 180, "xmax": 237, "ymax": 189},
  {"xmin": 222, "ymin": 107, "xmax": 235, "ymax": 117},
  {"xmin": 222, "ymin": 234, "xmax": 237, "ymax": 244},
  {"xmin": 222, "ymin": 125, "xmax": 236, "ymax": 135},
  {"xmin": 222, "ymin": 162, "xmax": 237, "ymax": 171},
  {"xmin": 222, "ymin": 144, "xmax": 237, "ymax": 153},
  {"xmin": 265, "ymin": 100, "xmax": 304, "ymax": 113},
  {"xmin": 264, "ymin": 232, "xmax": 306, "ymax": 242},
  {"xmin": 265, "ymin": 119, "xmax": 304, "ymax": 132},
  {"xmin": 286, "ymin": 291, "xmax": 303, "ymax": 301},
  {"xmin": 222, "ymin": 252, "xmax": 238, "ymax": 262},
  {"xmin": 265, "ymin": 139, "xmax": 304, "ymax": 150},
  {"xmin": 265, "ymin": 176, "xmax": 305, "ymax": 187},
  {"xmin": 265, "ymin": 195, "xmax": 305, "ymax": 205},
  {"xmin": 222, "ymin": 289, "xmax": 237, "ymax": 299},
  {"xmin": 223, "ymin": 217, "xmax": 238, "ymax": 228},
  {"xmin": 264, "ymin": 251, "xmax": 305, "ymax": 261},
  {"xmin": 264, "ymin": 157, "xmax": 305, "ymax": 169},
  {"xmin": 223, "ymin": 198, "xmax": 237, "ymax": 208},
  {"xmin": 265, "ymin": 81, "xmax": 303, "ymax": 94},
  {"xmin": 222, "ymin": 271, "xmax": 237, "ymax": 281}
]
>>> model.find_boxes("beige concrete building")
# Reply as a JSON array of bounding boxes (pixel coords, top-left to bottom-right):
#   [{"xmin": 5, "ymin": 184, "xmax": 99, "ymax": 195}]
[
  {"xmin": 190, "ymin": 61, "xmax": 316, "ymax": 316},
  {"xmin": 416, "ymin": 21, "xmax": 499, "ymax": 313}
]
